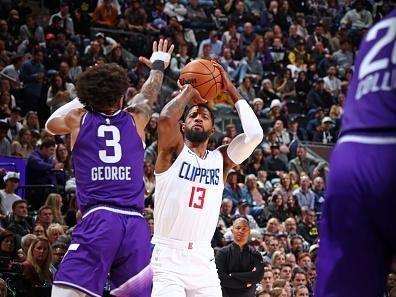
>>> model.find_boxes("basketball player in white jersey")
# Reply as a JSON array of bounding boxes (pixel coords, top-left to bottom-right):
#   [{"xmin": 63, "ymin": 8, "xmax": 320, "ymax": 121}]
[{"xmin": 151, "ymin": 62, "xmax": 264, "ymax": 297}]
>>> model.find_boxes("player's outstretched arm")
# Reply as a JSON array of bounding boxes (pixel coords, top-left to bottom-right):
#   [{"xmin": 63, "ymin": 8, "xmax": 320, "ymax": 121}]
[
  {"xmin": 155, "ymin": 84, "xmax": 206, "ymax": 174},
  {"xmin": 126, "ymin": 39, "xmax": 174, "ymax": 136},
  {"xmin": 213, "ymin": 62, "xmax": 263, "ymax": 175},
  {"xmin": 45, "ymin": 98, "xmax": 85, "ymax": 135}
]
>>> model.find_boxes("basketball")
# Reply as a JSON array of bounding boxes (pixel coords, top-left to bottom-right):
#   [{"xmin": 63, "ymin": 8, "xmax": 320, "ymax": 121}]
[{"xmin": 179, "ymin": 59, "xmax": 223, "ymax": 101}]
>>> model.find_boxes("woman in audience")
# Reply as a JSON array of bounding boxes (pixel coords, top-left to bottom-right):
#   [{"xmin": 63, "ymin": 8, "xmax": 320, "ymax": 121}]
[
  {"xmin": 31, "ymin": 223, "xmax": 46, "ymax": 238},
  {"xmin": 11, "ymin": 127, "xmax": 33, "ymax": 158},
  {"xmin": 0, "ymin": 230, "xmax": 19, "ymax": 261},
  {"xmin": 46, "ymin": 223, "xmax": 64, "ymax": 244},
  {"xmin": 46, "ymin": 72, "xmax": 76, "ymax": 114},
  {"xmin": 56, "ymin": 143, "xmax": 73, "ymax": 178},
  {"xmin": 23, "ymin": 237, "xmax": 53, "ymax": 287},
  {"xmin": 44, "ymin": 193, "xmax": 65, "ymax": 225}
]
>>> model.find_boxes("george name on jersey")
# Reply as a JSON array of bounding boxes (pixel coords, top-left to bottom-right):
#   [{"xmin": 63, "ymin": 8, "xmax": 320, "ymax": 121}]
[
  {"xmin": 91, "ymin": 166, "xmax": 132, "ymax": 181},
  {"xmin": 178, "ymin": 161, "xmax": 220, "ymax": 185}
]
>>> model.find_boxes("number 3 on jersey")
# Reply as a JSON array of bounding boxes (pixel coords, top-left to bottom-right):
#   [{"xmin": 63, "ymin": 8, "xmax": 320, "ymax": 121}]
[{"xmin": 189, "ymin": 187, "xmax": 206, "ymax": 209}]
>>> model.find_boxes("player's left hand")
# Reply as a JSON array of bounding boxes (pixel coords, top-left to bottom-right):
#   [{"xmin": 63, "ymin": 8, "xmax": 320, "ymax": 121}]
[{"xmin": 139, "ymin": 39, "xmax": 174, "ymax": 70}]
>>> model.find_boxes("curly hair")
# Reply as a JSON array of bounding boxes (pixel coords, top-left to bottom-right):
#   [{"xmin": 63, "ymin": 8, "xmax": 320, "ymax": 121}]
[{"xmin": 76, "ymin": 63, "xmax": 129, "ymax": 112}]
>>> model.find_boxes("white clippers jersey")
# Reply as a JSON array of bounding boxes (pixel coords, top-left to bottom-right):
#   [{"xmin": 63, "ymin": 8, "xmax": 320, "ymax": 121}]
[{"xmin": 153, "ymin": 145, "xmax": 224, "ymax": 243}]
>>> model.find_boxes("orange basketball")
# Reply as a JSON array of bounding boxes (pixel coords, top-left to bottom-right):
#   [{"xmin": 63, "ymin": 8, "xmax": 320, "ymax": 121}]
[{"xmin": 179, "ymin": 59, "xmax": 223, "ymax": 101}]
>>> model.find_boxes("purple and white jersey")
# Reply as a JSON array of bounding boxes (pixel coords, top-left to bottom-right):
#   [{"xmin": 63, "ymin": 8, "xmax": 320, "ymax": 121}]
[
  {"xmin": 341, "ymin": 9, "xmax": 396, "ymax": 135},
  {"xmin": 72, "ymin": 110, "xmax": 145, "ymax": 214}
]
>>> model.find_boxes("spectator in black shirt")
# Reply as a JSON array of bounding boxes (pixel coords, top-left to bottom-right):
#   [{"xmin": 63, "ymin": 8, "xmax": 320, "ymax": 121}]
[
  {"xmin": 265, "ymin": 144, "xmax": 288, "ymax": 180},
  {"xmin": 215, "ymin": 217, "xmax": 265, "ymax": 297}
]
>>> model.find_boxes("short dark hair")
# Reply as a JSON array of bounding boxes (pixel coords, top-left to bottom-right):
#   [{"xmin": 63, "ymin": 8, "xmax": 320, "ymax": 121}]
[
  {"xmin": 38, "ymin": 205, "xmax": 53, "ymax": 215},
  {"xmin": 76, "ymin": 63, "xmax": 129, "ymax": 112},
  {"xmin": 183, "ymin": 104, "xmax": 215, "ymax": 125},
  {"xmin": 12, "ymin": 199, "xmax": 28, "ymax": 211},
  {"xmin": 40, "ymin": 138, "xmax": 56, "ymax": 149}
]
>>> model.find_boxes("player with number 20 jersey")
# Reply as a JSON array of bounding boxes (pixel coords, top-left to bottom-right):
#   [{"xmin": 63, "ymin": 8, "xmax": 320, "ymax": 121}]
[{"xmin": 315, "ymin": 9, "xmax": 396, "ymax": 297}]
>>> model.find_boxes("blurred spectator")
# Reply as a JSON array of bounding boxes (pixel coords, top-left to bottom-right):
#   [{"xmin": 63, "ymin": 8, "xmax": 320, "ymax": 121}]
[
  {"xmin": 0, "ymin": 230, "xmax": 19, "ymax": 260},
  {"xmin": 23, "ymin": 110, "xmax": 40, "ymax": 131},
  {"xmin": 48, "ymin": 3, "xmax": 74, "ymax": 36},
  {"xmin": 0, "ymin": 121, "xmax": 11, "ymax": 156},
  {"xmin": 0, "ymin": 171, "xmax": 21, "ymax": 215},
  {"xmin": 273, "ymin": 69, "xmax": 296, "ymax": 101},
  {"xmin": 223, "ymin": 169, "xmax": 242, "ymax": 208},
  {"xmin": 288, "ymin": 145, "xmax": 327, "ymax": 179},
  {"xmin": 312, "ymin": 116, "xmax": 337, "ymax": 144},
  {"xmin": 22, "ymin": 237, "xmax": 53, "ymax": 287},
  {"xmin": 268, "ymin": 193, "xmax": 288, "ymax": 223},
  {"xmin": 291, "ymin": 268, "xmax": 307, "ymax": 289},
  {"xmin": 44, "ymin": 193, "xmax": 65, "ymax": 225},
  {"xmin": 11, "ymin": 127, "xmax": 33, "ymax": 157},
  {"xmin": 221, "ymin": 23, "xmax": 240, "ymax": 47},
  {"xmin": 143, "ymin": 160, "xmax": 155, "ymax": 206},
  {"xmin": 49, "ymin": 241, "xmax": 67, "ymax": 274},
  {"xmin": 31, "ymin": 223, "xmax": 45, "ymax": 238},
  {"xmin": 297, "ymin": 209, "xmax": 318, "ymax": 245},
  {"xmin": 293, "ymin": 176, "xmax": 315, "ymax": 211},
  {"xmin": 27, "ymin": 146, "xmax": 63, "ymax": 207},
  {"xmin": 230, "ymin": 1, "xmax": 255, "ymax": 30},
  {"xmin": 241, "ymin": 174, "xmax": 266, "ymax": 207},
  {"xmin": 19, "ymin": 48, "xmax": 45, "ymax": 113},
  {"xmin": 46, "ymin": 72, "xmax": 76, "ymax": 114},
  {"xmin": 258, "ymin": 269, "xmax": 274, "ymax": 292},
  {"xmin": 36, "ymin": 206, "xmax": 54, "ymax": 232},
  {"xmin": 187, "ymin": 0, "xmax": 213, "ymax": 29},
  {"xmin": 239, "ymin": 22, "xmax": 256, "ymax": 54},
  {"xmin": 5, "ymin": 200, "xmax": 33, "ymax": 238},
  {"xmin": 19, "ymin": 15, "xmax": 45, "ymax": 44},
  {"xmin": 332, "ymin": 39, "xmax": 353, "ymax": 78},
  {"xmin": 238, "ymin": 76, "xmax": 256, "ymax": 101},
  {"xmin": 46, "ymin": 223, "xmax": 64, "ymax": 244},
  {"xmin": 265, "ymin": 144, "xmax": 287, "ymax": 180},
  {"xmin": 340, "ymin": 0, "xmax": 373, "ymax": 31},
  {"xmin": 219, "ymin": 198, "xmax": 233, "ymax": 229},
  {"xmin": 236, "ymin": 47, "xmax": 263, "ymax": 85},
  {"xmin": 55, "ymin": 143, "xmax": 72, "ymax": 178},
  {"xmin": 164, "ymin": 0, "xmax": 187, "ymax": 23},
  {"xmin": 19, "ymin": 233, "xmax": 37, "ymax": 261},
  {"xmin": 169, "ymin": 42, "xmax": 190, "ymax": 78},
  {"xmin": 2, "ymin": 106, "xmax": 23, "ymax": 141},
  {"xmin": 197, "ymin": 30, "xmax": 222, "ymax": 58},
  {"xmin": 323, "ymin": 64, "xmax": 342, "ymax": 99},
  {"xmin": 215, "ymin": 217, "xmax": 265, "ymax": 297},
  {"xmin": 67, "ymin": 54, "xmax": 83, "ymax": 83},
  {"xmin": 92, "ymin": 0, "xmax": 119, "ymax": 28},
  {"xmin": 306, "ymin": 79, "xmax": 333, "ymax": 112},
  {"xmin": 0, "ymin": 55, "xmax": 24, "ymax": 87}
]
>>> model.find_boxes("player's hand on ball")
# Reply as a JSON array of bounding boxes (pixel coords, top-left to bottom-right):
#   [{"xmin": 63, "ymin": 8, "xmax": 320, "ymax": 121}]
[
  {"xmin": 212, "ymin": 61, "xmax": 234, "ymax": 92},
  {"xmin": 178, "ymin": 82, "xmax": 207, "ymax": 105},
  {"xmin": 139, "ymin": 39, "xmax": 174, "ymax": 70}
]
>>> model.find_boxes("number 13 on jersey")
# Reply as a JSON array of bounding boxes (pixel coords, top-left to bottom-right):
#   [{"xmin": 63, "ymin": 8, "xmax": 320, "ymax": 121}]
[{"xmin": 189, "ymin": 187, "xmax": 206, "ymax": 209}]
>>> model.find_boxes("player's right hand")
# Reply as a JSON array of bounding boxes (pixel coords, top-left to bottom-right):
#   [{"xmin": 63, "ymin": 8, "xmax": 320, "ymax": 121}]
[{"xmin": 177, "ymin": 82, "xmax": 207, "ymax": 105}]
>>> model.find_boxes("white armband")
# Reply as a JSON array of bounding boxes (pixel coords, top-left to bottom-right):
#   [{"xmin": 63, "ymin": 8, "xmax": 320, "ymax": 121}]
[
  {"xmin": 226, "ymin": 100, "xmax": 263, "ymax": 164},
  {"xmin": 45, "ymin": 97, "xmax": 84, "ymax": 134}
]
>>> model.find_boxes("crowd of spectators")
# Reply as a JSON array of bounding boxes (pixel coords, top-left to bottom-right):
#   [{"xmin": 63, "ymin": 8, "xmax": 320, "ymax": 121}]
[{"xmin": 0, "ymin": 0, "xmax": 396, "ymax": 296}]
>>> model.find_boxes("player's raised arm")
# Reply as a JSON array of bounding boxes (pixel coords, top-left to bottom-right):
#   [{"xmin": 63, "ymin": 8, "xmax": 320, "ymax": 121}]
[
  {"xmin": 126, "ymin": 39, "xmax": 174, "ymax": 136},
  {"xmin": 213, "ymin": 62, "xmax": 264, "ymax": 176},
  {"xmin": 155, "ymin": 83, "xmax": 206, "ymax": 174}
]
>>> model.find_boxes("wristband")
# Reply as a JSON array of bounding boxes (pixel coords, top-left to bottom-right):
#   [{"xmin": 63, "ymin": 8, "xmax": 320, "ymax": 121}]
[
  {"xmin": 152, "ymin": 60, "xmax": 165, "ymax": 72},
  {"xmin": 150, "ymin": 51, "xmax": 171, "ymax": 63}
]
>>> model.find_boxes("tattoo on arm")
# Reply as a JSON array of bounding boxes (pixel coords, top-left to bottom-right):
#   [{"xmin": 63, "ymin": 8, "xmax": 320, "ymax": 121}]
[
  {"xmin": 161, "ymin": 93, "xmax": 189, "ymax": 121},
  {"xmin": 126, "ymin": 69, "xmax": 164, "ymax": 120}
]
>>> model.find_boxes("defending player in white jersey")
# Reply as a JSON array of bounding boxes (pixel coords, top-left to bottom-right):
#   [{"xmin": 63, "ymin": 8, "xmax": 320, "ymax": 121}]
[{"xmin": 151, "ymin": 62, "xmax": 264, "ymax": 297}]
